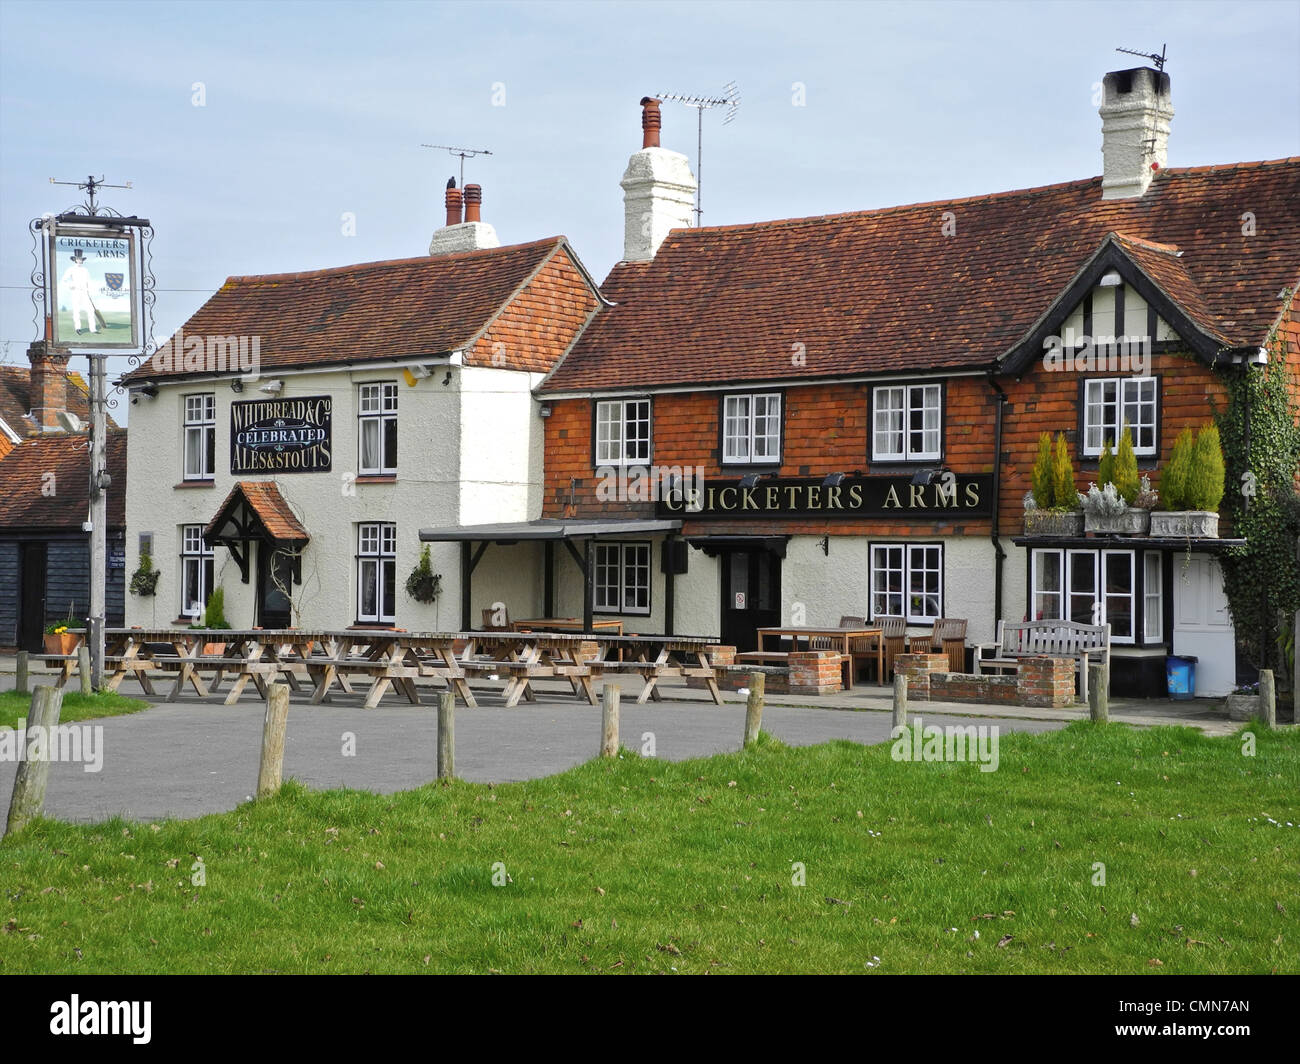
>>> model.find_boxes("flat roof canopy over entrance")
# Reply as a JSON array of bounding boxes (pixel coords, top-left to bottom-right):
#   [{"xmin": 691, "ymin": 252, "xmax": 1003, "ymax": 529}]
[{"xmin": 419, "ymin": 519, "xmax": 685, "ymax": 631}]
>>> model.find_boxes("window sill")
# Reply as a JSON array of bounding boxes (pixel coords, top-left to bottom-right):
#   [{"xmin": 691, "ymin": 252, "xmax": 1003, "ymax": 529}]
[
  {"xmin": 348, "ymin": 622, "xmax": 397, "ymax": 631},
  {"xmin": 355, "ymin": 475, "xmax": 397, "ymax": 484},
  {"xmin": 867, "ymin": 458, "xmax": 944, "ymax": 468},
  {"xmin": 175, "ymin": 480, "xmax": 216, "ymax": 489}
]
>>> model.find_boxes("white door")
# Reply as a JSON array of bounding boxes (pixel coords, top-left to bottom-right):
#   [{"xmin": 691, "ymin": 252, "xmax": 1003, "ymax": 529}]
[{"xmin": 1171, "ymin": 554, "xmax": 1235, "ymax": 696}]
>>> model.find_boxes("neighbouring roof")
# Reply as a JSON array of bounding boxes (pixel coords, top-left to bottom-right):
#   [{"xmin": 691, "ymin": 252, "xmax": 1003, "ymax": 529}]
[
  {"xmin": 205, "ymin": 481, "xmax": 310, "ymax": 544},
  {"xmin": 419, "ymin": 518, "xmax": 683, "ymax": 542},
  {"xmin": 122, "ymin": 237, "xmax": 587, "ymax": 383},
  {"xmin": 0, "ymin": 430, "xmax": 127, "ymax": 531},
  {"xmin": 541, "ymin": 159, "xmax": 1300, "ymax": 392},
  {"xmin": 0, "ymin": 365, "xmax": 116, "ymax": 436}
]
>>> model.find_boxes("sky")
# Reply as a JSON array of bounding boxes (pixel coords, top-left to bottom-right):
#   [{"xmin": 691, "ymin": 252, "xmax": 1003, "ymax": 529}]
[{"xmin": 1, "ymin": 0, "xmax": 1298, "ymax": 422}]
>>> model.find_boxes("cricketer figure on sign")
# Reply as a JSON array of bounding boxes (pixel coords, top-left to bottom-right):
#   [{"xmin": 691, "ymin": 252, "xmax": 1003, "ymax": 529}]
[{"xmin": 60, "ymin": 248, "xmax": 99, "ymax": 334}]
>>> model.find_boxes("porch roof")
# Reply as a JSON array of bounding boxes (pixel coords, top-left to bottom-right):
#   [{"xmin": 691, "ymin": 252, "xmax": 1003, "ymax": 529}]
[
  {"xmin": 1012, "ymin": 535, "xmax": 1246, "ymax": 552},
  {"xmin": 419, "ymin": 518, "xmax": 682, "ymax": 543}
]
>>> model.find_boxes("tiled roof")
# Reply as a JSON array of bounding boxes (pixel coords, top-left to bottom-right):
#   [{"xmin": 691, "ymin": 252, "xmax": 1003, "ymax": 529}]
[
  {"xmin": 123, "ymin": 238, "xmax": 575, "ymax": 382},
  {"xmin": 0, "ymin": 430, "xmax": 127, "ymax": 531},
  {"xmin": 206, "ymin": 481, "xmax": 310, "ymax": 543},
  {"xmin": 542, "ymin": 159, "xmax": 1300, "ymax": 392},
  {"xmin": 0, "ymin": 366, "xmax": 114, "ymax": 435}
]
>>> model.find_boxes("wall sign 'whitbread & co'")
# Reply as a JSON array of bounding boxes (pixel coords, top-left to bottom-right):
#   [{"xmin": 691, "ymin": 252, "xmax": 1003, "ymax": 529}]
[
  {"xmin": 656, "ymin": 474, "xmax": 995, "ymax": 518},
  {"xmin": 230, "ymin": 396, "xmax": 332, "ymax": 473}
]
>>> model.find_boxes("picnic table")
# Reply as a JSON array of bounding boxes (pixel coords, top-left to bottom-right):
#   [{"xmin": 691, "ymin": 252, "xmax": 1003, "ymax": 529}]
[
  {"xmin": 99, "ymin": 627, "xmax": 725, "ymax": 709},
  {"xmin": 509, "ymin": 617, "xmax": 624, "ymax": 635},
  {"xmin": 754, "ymin": 625, "xmax": 885, "ymax": 687}
]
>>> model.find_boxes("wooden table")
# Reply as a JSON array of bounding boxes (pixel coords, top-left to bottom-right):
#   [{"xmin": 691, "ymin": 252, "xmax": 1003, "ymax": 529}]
[
  {"xmin": 756, "ymin": 626, "xmax": 884, "ymax": 687},
  {"xmin": 463, "ymin": 631, "xmax": 604, "ymax": 707},
  {"xmin": 509, "ymin": 617, "xmax": 624, "ymax": 635},
  {"xmin": 589, "ymin": 634, "xmax": 724, "ymax": 705}
]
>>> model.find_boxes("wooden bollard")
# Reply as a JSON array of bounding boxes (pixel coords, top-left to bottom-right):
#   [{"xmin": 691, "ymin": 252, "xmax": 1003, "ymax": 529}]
[
  {"xmin": 601, "ymin": 685, "xmax": 620, "ymax": 758},
  {"xmin": 4, "ymin": 685, "xmax": 63, "ymax": 836},
  {"xmin": 438, "ymin": 691, "xmax": 455, "ymax": 779},
  {"xmin": 892, "ymin": 673, "xmax": 908, "ymax": 729},
  {"xmin": 1088, "ymin": 663, "xmax": 1109, "ymax": 723},
  {"xmin": 256, "ymin": 683, "xmax": 290, "ymax": 799},
  {"xmin": 744, "ymin": 671, "xmax": 764, "ymax": 747},
  {"xmin": 77, "ymin": 645, "xmax": 92, "ymax": 695},
  {"xmin": 15, "ymin": 651, "xmax": 28, "ymax": 695},
  {"xmin": 1259, "ymin": 669, "xmax": 1276, "ymax": 729}
]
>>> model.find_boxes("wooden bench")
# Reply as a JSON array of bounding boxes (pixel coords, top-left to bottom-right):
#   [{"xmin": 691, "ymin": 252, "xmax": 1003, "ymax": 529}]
[
  {"xmin": 735, "ymin": 651, "xmax": 789, "ymax": 665},
  {"xmin": 975, "ymin": 620, "xmax": 1110, "ymax": 702}
]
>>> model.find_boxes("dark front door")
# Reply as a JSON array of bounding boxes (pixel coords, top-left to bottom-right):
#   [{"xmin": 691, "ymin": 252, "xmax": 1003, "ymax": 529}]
[
  {"xmin": 257, "ymin": 544, "xmax": 294, "ymax": 629},
  {"xmin": 18, "ymin": 542, "xmax": 47, "ymax": 652},
  {"xmin": 720, "ymin": 549, "xmax": 781, "ymax": 652}
]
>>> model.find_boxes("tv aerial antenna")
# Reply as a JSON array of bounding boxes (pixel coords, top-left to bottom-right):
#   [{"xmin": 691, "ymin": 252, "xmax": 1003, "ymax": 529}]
[
  {"xmin": 656, "ymin": 81, "xmax": 740, "ymax": 225},
  {"xmin": 49, "ymin": 175, "xmax": 132, "ymax": 216},
  {"xmin": 420, "ymin": 144, "xmax": 493, "ymax": 189},
  {"xmin": 1115, "ymin": 43, "xmax": 1167, "ymax": 70}
]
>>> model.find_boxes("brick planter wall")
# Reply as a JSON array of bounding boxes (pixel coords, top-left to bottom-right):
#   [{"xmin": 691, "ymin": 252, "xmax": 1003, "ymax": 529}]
[
  {"xmin": 1017, "ymin": 655, "xmax": 1077, "ymax": 707},
  {"xmin": 788, "ymin": 650, "xmax": 843, "ymax": 695},
  {"xmin": 891, "ymin": 652, "xmax": 1076, "ymax": 707},
  {"xmin": 698, "ymin": 664, "xmax": 789, "ymax": 695}
]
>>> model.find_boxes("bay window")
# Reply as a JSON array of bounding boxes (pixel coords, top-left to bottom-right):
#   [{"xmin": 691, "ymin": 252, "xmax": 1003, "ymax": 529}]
[{"xmin": 1030, "ymin": 548, "xmax": 1157, "ymax": 645}]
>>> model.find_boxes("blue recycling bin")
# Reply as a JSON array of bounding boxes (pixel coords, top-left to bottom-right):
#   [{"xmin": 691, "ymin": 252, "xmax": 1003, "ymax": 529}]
[{"xmin": 1166, "ymin": 655, "xmax": 1197, "ymax": 700}]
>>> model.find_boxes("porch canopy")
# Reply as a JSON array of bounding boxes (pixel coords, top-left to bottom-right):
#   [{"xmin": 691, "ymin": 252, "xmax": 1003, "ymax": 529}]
[
  {"xmin": 205, "ymin": 480, "xmax": 310, "ymax": 584},
  {"xmin": 419, "ymin": 517, "xmax": 683, "ymax": 632}
]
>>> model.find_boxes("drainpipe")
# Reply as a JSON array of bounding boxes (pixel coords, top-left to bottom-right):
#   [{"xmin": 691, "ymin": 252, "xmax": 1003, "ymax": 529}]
[{"xmin": 986, "ymin": 374, "xmax": 1009, "ymax": 629}]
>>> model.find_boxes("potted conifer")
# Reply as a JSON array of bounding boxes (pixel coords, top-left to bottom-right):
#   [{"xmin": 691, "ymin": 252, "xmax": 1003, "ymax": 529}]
[
  {"xmin": 1151, "ymin": 425, "xmax": 1223, "ymax": 538},
  {"xmin": 1023, "ymin": 432, "xmax": 1084, "ymax": 535}
]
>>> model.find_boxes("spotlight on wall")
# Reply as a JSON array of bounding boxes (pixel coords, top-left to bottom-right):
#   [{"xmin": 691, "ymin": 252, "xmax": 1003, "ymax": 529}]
[
  {"xmin": 259, "ymin": 379, "xmax": 284, "ymax": 395},
  {"xmin": 822, "ymin": 472, "xmax": 846, "ymax": 488},
  {"xmin": 409, "ymin": 364, "xmax": 432, "ymax": 379},
  {"xmin": 539, "ymin": 403, "xmax": 553, "ymax": 418},
  {"xmin": 442, "ymin": 370, "xmax": 453, "ymax": 386},
  {"xmin": 738, "ymin": 473, "xmax": 765, "ymax": 489},
  {"xmin": 910, "ymin": 468, "xmax": 938, "ymax": 487},
  {"xmin": 1098, "ymin": 269, "xmax": 1123, "ymax": 287},
  {"xmin": 230, "ymin": 378, "xmax": 243, "ymax": 393},
  {"xmin": 140, "ymin": 383, "xmax": 159, "ymax": 399}
]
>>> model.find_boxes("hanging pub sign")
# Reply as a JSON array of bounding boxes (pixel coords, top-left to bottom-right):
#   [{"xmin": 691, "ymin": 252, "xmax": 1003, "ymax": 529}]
[
  {"xmin": 230, "ymin": 396, "xmax": 333, "ymax": 473},
  {"xmin": 656, "ymin": 473, "xmax": 995, "ymax": 519},
  {"xmin": 48, "ymin": 224, "xmax": 139, "ymax": 349}
]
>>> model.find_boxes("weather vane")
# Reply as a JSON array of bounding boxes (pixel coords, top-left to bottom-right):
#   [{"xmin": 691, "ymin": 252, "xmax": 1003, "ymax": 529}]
[
  {"xmin": 421, "ymin": 144, "xmax": 493, "ymax": 189},
  {"xmin": 49, "ymin": 175, "xmax": 132, "ymax": 216},
  {"xmin": 1115, "ymin": 43, "xmax": 1168, "ymax": 71},
  {"xmin": 656, "ymin": 81, "xmax": 741, "ymax": 225}
]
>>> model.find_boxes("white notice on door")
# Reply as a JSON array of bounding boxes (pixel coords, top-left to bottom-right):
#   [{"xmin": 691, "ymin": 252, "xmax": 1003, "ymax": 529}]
[{"xmin": 734, "ymin": 592, "xmax": 746, "ymax": 609}]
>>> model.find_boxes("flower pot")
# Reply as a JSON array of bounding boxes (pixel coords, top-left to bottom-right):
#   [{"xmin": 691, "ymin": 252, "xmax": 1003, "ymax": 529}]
[
  {"xmin": 1226, "ymin": 694, "xmax": 1261, "ymax": 721},
  {"xmin": 203, "ymin": 642, "xmax": 227, "ymax": 655},
  {"xmin": 1084, "ymin": 509, "xmax": 1150, "ymax": 535},
  {"xmin": 43, "ymin": 632, "xmax": 79, "ymax": 655},
  {"xmin": 1023, "ymin": 510, "xmax": 1084, "ymax": 536},
  {"xmin": 1149, "ymin": 511, "xmax": 1220, "ymax": 538}
]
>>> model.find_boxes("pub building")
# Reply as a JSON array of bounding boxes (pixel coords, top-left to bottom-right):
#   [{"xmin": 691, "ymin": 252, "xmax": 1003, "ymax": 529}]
[{"xmin": 119, "ymin": 69, "xmax": 1298, "ymax": 700}]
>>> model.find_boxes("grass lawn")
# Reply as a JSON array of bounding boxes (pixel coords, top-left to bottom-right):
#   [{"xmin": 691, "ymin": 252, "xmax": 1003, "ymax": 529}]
[
  {"xmin": 0, "ymin": 690, "xmax": 150, "ymax": 731},
  {"xmin": 1, "ymin": 721, "xmax": 1296, "ymax": 974}
]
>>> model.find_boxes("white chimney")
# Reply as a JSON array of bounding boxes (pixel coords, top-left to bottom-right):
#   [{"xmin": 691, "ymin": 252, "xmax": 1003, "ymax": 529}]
[
  {"xmin": 620, "ymin": 97, "xmax": 697, "ymax": 262},
  {"xmin": 1099, "ymin": 67, "xmax": 1173, "ymax": 200},
  {"xmin": 429, "ymin": 181, "xmax": 500, "ymax": 255}
]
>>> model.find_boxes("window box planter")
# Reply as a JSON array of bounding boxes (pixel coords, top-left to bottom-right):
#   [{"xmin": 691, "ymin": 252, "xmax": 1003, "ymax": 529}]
[
  {"xmin": 1023, "ymin": 510, "xmax": 1084, "ymax": 536},
  {"xmin": 1225, "ymin": 693, "xmax": 1261, "ymax": 721},
  {"xmin": 1149, "ymin": 511, "xmax": 1220, "ymax": 538},
  {"xmin": 1084, "ymin": 509, "xmax": 1150, "ymax": 535}
]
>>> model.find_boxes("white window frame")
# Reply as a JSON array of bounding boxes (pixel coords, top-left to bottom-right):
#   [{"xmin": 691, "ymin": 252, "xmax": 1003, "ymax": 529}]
[
  {"xmin": 722, "ymin": 392, "xmax": 782, "ymax": 465},
  {"xmin": 869, "ymin": 543, "xmax": 942, "ymax": 623},
  {"xmin": 356, "ymin": 522, "xmax": 397, "ymax": 624},
  {"xmin": 592, "ymin": 541, "xmax": 651, "ymax": 615},
  {"xmin": 358, "ymin": 382, "xmax": 398, "ymax": 475},
  {"xmin": 1143, "ymin": 552, "xmax": 1163, "ymax": 642},
  {"xmin": 1030, "ymin": 548, "xmax": 1144, "ymax": 644},
  {"xmin": 180, "ymin": 524, "xmax": 214, "ymax": 620},
  {"xmin": 594, "ymin": 399, "xmax": 651, "ymax": 467},
  {"xmin": 183, "ymin": 393, "xmax": 215, "ymax": 481},
  {"xmin": 1082, "ymin": 377, "xmax": 1157, "ymax": 457},
  {"xmin": 871, "ymin": 383, "xmax": 941, "ymax": 462}
]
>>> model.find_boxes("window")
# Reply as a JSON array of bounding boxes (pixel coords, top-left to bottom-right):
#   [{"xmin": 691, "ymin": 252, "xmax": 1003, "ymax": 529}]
[
  {"xmin": 180, "ymin": 525, "xmax": 214, "ymax": 619},
  {"xmin": 183, "ymin": 394, "xmax": 215, "ymax": 480},
  {"xmin": 872, "ymin": 384, "xmax": 941, "ymax": 461},
  {"xmin": 869, "ymin": 543, "xmax": 942, "ymax": 623},
  {"xmin": 359, "ymin": 382, "xmax": 398, "ymax": 475},
  {"xmin": 1082, "ymin": 377, "xmax": 1157, "ymax": 456},
  {"xmin": 1030, "ymin": 548, "xmax": 1147, "ymax": 643},
  {"xmin": 595, "ymin": 399, "xmax": 650, "ymax": 467},
  {"xmin": 1143, "ymin": 552, "xmax": 1163, "ymax": 642},
  {"xmin": 593, "ymin": 542, "xmax": 651, "ymax": 615},
  {"xmin": 722, "ymin": 393, "xmax": 781, "ymax": 464},
  {"xmin": 357, "ymin": 522, "xmax": 397, "ymax": 623}
]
